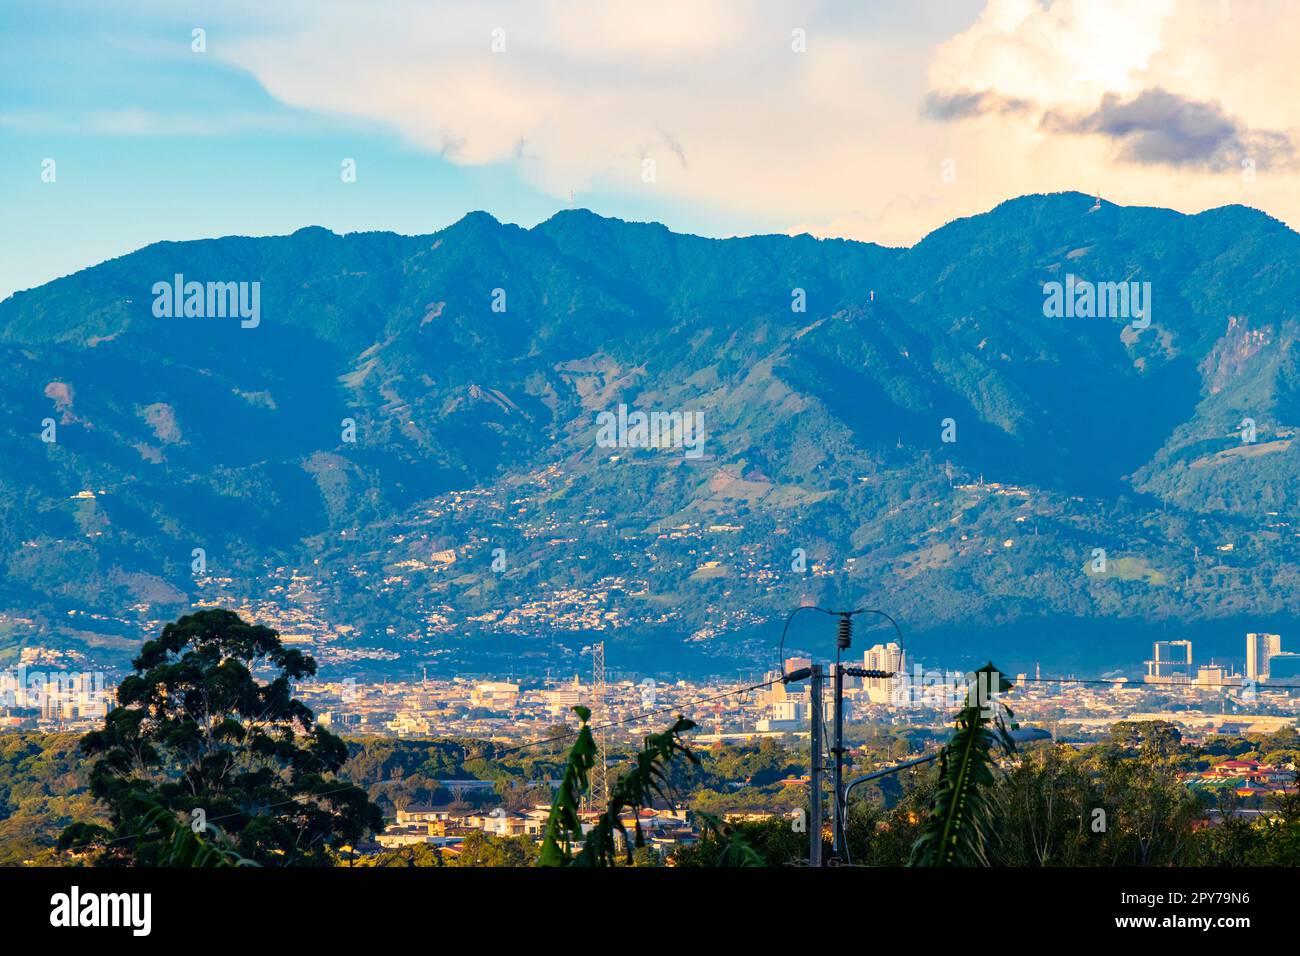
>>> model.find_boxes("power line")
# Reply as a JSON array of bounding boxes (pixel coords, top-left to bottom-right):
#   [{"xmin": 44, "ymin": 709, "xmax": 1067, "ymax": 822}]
[
  {"xmin": 1017, "ymin": 675, "xmax": 1300, "ymax": 691},
  {"xmin": 775, "ymin": 605, "xmax": 905, "ymax": 675}
]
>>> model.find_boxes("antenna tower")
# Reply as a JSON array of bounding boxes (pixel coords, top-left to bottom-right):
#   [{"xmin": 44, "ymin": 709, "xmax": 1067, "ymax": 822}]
[{"xmin": 589, "ymin": 642, "xmax": 610, "ymax": 809}]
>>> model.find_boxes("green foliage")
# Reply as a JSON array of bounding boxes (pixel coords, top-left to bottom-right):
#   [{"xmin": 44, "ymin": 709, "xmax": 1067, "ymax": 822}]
[
  {"xmin": 450, "ymin": 830, "xmax": 540, "ymax": 867},
  {"xmin": 574, "ymin": 716, "xmax": 699, "ymax": 867},
  {"xmin": 60, "ymin": 794, "xmax": 255, "ymax": 866},
  {"xmin": 60, "ymin": 609, "xmax": 383, "ymax": 866},
  {"xmin": 0, "ymin": 732, "xmax": 100, "ymax": 865},
  {"xmin": 674, "ymin": 814, "xmax": 785, "ymax": 867},
  {"xmin": 537, "ymin": 705, "xmax": 598, "ymax": 866},
  {"xmin": 1093, "ymin": 749, "xmax": 1202, "ymax": 865},
  {"xmin": 908, "ymin": 663, "xmax": 1016, "ymax": 866},
  {"xmin": 1109, "ymin": 720, "xmax": 1183, "ymax": 758},
  {"xmin": 352, "ymin": 842, "xmax": 446, "ymax": 867},
  {"xmin": 990, "ymin": 743, "xmax": 1100, "ymax": 865},
  {"xmin": 961, "ymin": 736, "xmax": 1210, "ymax": 866},
  {"xmin": 539, "ymin": 705, "xmax": 701, "ymax": 867},
  {"xmin": 1169, "ymin": 763, "xmax": 1300, "ymax": 867},
  {"xmin": 849, "ymin": 774, "xmax": 937, "ymax": 865},
  {"xmin": 352, "ymin": 831, "xmax": 537, "ymax": 868}
]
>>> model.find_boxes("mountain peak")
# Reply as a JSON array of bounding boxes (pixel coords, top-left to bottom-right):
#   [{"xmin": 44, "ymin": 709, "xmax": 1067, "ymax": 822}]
[
  {"xmin": 291, "ymin": 225, "xmax": 337, "ymax": 237},
  {"xmin": 450, "ymin": 210, "xmax": 501, "ymax": 230}
]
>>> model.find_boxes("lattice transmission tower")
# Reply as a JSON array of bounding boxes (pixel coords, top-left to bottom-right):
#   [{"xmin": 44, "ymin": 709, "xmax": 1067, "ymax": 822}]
[{"xmin": 589, "ymin": 641, "xmax": 609, "ymax": 809}]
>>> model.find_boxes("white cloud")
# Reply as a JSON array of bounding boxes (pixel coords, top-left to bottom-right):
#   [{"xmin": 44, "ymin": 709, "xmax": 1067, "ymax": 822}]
[
  {"xmin": 928, "ymin": 0, "xmax": 1175, "ymax": 108},
  {"xmin": 214, "ymin": 0, "xmax": 940, "ymax": 232},
  {"xmin": 215, "ymin": 0, "xmax": 1300, "ymax": 242},
  {"xmin": 922, "ymin": 0, "xmax": 1300, "ymax": 232}
]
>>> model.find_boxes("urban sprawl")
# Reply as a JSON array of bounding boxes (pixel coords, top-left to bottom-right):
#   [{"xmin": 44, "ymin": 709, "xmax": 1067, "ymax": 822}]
[{"xmin": 4, "ymin": 631, "xmax": 1299, "ymax": 860}]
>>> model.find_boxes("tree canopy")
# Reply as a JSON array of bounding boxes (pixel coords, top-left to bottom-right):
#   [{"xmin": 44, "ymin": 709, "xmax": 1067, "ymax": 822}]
[{"xmin": 60, "ymin": 609, "xmax": 382, "ymax": 866}]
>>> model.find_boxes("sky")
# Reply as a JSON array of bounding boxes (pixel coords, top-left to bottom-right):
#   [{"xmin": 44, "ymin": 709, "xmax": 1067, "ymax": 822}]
[{"xmin": 2, "ymin": 0, "xmax": 1298, "ymax": 301}]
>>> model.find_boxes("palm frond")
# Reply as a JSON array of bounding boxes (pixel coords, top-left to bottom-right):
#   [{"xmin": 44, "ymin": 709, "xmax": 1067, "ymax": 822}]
[
  {"xmin": 537, "ymin": 706, "xmax": 597, "ymax": 866},
  {"xmin": 909, "ymin": 663, "xmax": 1016, "ymax": 866},
  {"xmin": 538, "ymin": 707, "xmax": 698, "ymax": 867}
]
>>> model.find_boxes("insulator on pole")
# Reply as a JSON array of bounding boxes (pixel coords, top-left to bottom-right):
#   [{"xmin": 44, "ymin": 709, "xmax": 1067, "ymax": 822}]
[{"xmin": 836, "ymin": 613, "xmax": 852, "ymax": 650}]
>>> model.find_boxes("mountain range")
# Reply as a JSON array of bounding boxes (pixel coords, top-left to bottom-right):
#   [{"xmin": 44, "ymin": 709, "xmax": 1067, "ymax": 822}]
[{"xmin": 3, "ymin": 191, "xmax": 1299, "ymax": 678}]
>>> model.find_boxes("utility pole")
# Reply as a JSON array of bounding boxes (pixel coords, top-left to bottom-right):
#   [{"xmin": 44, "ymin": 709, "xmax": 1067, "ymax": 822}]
[
  {"xmin": 809, "ymin": 663, "xmax": 823, "ymax": 867},
  {"xmin": 830, "ymin": 612, "xmax": 898, "ymax": 862},
  {"xmin": 832, "ymin": 649, "xmax": 845, "ymax": 858},
  {"xmin": 776, "ymin": 603, "xmax": 901, "ymax": 865}
]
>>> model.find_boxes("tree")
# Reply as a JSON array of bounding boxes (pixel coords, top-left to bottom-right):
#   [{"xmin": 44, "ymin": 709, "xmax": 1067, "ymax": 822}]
[
  {"xmin": 1251, "ymin": 787, "xmax": 1300, "ymax": 865},
  {"xmin": 1090, "ymin": 746, "xmax": 1201, "ymax": 865},
  {"xmin": 355, "ymin": 842, "xmax": 446, "ymax": 867},
  {"xmin": 630, "ymin": 845, "xmax": 663, "ymax": 867},
  {"xmin": 60, "ymin": 609, "xmax": 383, "ymax": 866},
  {"xmin": 449, "ymin": 831, "xmax": 538, "ymax": 867},
  {"xmin": 673, "ymin": 816, "xmax": 790, "ymax": 867},
  {"xmin": 61, "ymin": 796, "xmax": 255, "ymax": 866},
  {"xmin": 1109, "ymin": 720, "xmax": 1182, "ymax": 759},
  {"xmin": 853, "ymin": 773, "xmax": 937, "ymax": 865},
  {"xmin": 992, "ymin": 744, "xmax": 1101, "ymax": 866}
]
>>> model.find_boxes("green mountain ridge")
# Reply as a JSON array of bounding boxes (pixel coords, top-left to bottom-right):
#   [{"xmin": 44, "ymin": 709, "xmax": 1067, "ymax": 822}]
[{"xmin": 2, "ymin": 191, "xmax": 1299, "ymax": 676}]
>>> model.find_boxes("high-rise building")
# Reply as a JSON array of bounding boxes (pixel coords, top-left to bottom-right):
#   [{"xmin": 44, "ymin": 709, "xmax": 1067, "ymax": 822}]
[
  {"xmin": 1145, "ymin": 640, "xmax": 1192, "ymax": 683},
  {"xmin": 765, "ymin": 657, "xmax": 814, "ymax": 706},
  {"xmin": 1266, "ymin": 651, "xmax": 1300, "ymax": 682},
  {"xmin": 863, "ymin": 642, "xmax": 902, "ymax": 704},
  {"xmin": 1246, "ymin": 632, "xmax": 1282, "ymax": 681}
]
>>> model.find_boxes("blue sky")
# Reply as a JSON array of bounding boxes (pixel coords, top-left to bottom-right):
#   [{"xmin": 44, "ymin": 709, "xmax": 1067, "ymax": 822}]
[
  {"xmin": 0, "ymin": 2, "xmax": 575, "ymax": 299},
  {"xmin": 3, "ymin": 0, "xmax": 1296, "ymax": 301}
]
